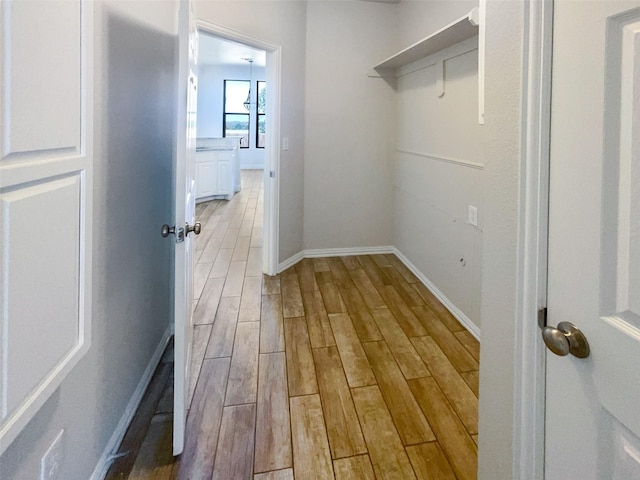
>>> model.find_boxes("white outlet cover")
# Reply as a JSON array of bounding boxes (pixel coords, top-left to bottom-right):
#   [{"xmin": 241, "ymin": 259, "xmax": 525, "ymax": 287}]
[
  {"xmin": 468, "ymin": 205, "xmax": 478, "ymax": 226},
  {"xmin": 41, "ymin": 430, "xmax": 64, "ymax": 480}
]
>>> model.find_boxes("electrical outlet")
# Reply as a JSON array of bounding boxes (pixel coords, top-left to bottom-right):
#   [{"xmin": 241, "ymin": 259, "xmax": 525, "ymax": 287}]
[
  {"xmin": 41, "ymin": 430, "xmax": 64, "ymax": 480},
  {"xmin": 468, "ymin": 205, "xmax": 478, "ymax": 226}
]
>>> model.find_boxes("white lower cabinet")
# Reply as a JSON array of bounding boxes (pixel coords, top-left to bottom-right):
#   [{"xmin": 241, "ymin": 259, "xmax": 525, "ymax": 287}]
[{"xmin": 195, "ymin": 139, "xmax": 239, "ymax": 201}]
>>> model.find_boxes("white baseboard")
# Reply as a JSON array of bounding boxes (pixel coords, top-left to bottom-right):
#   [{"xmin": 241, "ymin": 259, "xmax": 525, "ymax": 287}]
[
  {"xmin": 240, "ymin": 164, "xmax": 264, "ymax": 170},
  {"xmin": 277, "ymin": 246, "xmax": 395, "ymax": 273},
  {"xmin": 89, "ymin": 327, "xmax": 172, "ymax": 480},
  {"xmin": 392, "ymin": 247, "xmax": 481, "ymax": 340}
]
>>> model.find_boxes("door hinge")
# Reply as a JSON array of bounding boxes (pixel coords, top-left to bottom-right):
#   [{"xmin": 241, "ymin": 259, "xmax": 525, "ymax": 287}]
[
  {"xmin": 269, "ymin": 170, "xmax": 275, "ymax": 178},
  {"xmin": 538, "ymin": 307, "xmax": 548, "ymax": 329}
]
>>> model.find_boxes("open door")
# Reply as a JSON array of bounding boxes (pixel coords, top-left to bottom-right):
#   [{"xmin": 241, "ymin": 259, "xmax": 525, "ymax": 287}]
[
  {"xmin": 545, "ymin": 1, "xmax": 640, "ymax": 477},
  {"xmin": 168, "ymin": 0, "xmax": 199, "ymax": 456}
]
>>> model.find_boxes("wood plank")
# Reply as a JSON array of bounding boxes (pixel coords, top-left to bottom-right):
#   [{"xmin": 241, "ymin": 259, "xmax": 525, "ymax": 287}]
[
  {"xmin": 379, "ymin": 266, "xmax": 424, "ymax": 307},
  {"xmin": 127, "ymin": 414, "xmax": 175, "ymax": 480},
  {"xmin": 302, "ymin": 289, "xmax": 336, "ymax": 348},
  {"xmin": 105, "ymin": 362, "xmax": 173, "ymax": 480},
  {"xmin": 281, "ymin": 272, "xmax": 305, "ymax": 318},
  {"xmin": 253, "ymin": 469, "xmax": 294, "ymax": 480},
  {"xmin": 412, "ymin": 306, "xmax": 478, "ymax": 373},
  {"xmin": 232, "ymin": 235, "xmax": 251, "ymax": 262},
  {"xmin": 262, "ymin": 274, "xmax": 281, "ymax": 295},
  {"xmin": 290, "ymin": 394, "xmax": 334, "ymax": 479},
  {"xmin": 351, "ymin": 386, "xmax": 417, "ymax": 480},
  {"xmin": 193, "ymin": 277, "xmax": 225, "ymax": 325},
  {"xmin": 284, "ymin": 317, "xmax": 318, "ymax": 396},
  {"xmin": 357, "ymin": 255, "xmax": 391, "ymax": 287},
  {"xmin": 198, "ymin": 235, "xmax": 222, "ymax": 263},
  {"xmin": 316, "ymin": 271, "xmax": 346, "ymax": 314},
  {"xmin": 205, "ymin": 296, "xmax": 240, "ymax": 358},
  {"xmin": 340, "ymin": 256, "xmax": 362, "ymax": 271},
  {"xmin": 221, "ymin": 227, "xmax": 240, "ymax": 249},
  {"xmin": 194, "ymin": 263, "xmax": 213, "ymax": 300},
  {"xmin": 408, "ymin": 377, "xmax": 478, "ymax": 480},
  {"xmin": 212, "ymin": 404, "xmax": 256, "ymax": 480},
  {"xmin": 210, "ymin": 248, "xmax": 234, "ymax": 278},
  {"xmin": 371, "ymin": 254, "xmax": 392, "ymax": 267},
  {"xmin": 371, "ymin": 309, "xmax": 430, "ymax": 380},
  {"xmin": 239, "ymin": 276, "xmax": 262, "ymax": 322},
  {"xmin": 260, "ymin": 294, "xmax": 285, "ymax": 353},
  {"xmin": 333, "ymin": 455, "xmax": 375, "ymax": 480},
  {"xmin": 412, "ymin": 283, "xmax": 465, "ymax": 332},
  {"xmin": 255, "ymin": 353, "xmax": 292, "ymax": 473},
  {"xmin": 363, "ymin": 341, "xmax": 435, "ymax": 445},
  {"xmin": 176, "ymin": 358, "xmax": 230, "ymax": 480},
  {"xmin": 461, "ymin": 371, "xmax": 480, "ymax": 398},
  {"xmin": 340, "ymin": 287, "xmax": 383, "ymax": 342},
  {"xmin": 385, "ymin": 254, "xmax": 420, "ymax": 283},
  {"xmin": 189, "ymin": 324, "xmax": 213, "ymax": 405},
  {"xmin": 225, "ymin": 322, "xmax": 260, "ymax": 405},
  {"xmin": 222, "ymin": 261, "xmax": 246, "ymax": 297},
  {"xmin": 410, "ymin": 337, "xmax": 478, "ymax": 433},
  {"xmin": 328, "ymin": 256, "xmax": 355, "ymax": 289},
  {"xmin": 348, "ymin": 269, "xmax": 386, "ymax": 310},
  {"xmin": 405, "ymin": 442, "xmax": 457, "ymax": 480},
  {"xmin": 313, "ymin": 346, "xmax": 367, "ymax": 459},
  {"xmin": 328, "ymin": 313, "xmax": 376, "ymax": 388},
  {"xmin": 455, "ymin": 330, "xmax": 481, "ymax": 362},
  {"xmin": 295, "ymin": 258, "xmax": 318, "ymax": 292},
  {"xmin": 378, "ymin": 285, "xmax": 427, "ymax": 337},
  {"xmin": 246, "ymin": 247, "xmax": 263, "ymax": 277},
  {"xmin": 313, "ymin": 257, "xmax": 331, "ymax": 272}
]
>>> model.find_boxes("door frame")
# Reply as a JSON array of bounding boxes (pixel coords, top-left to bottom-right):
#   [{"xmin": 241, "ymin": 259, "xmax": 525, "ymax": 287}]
[
  {"xmin": 513, "ymin": 0, "xmax": 554, "ymax": 478},
  {"xmin": 195, "ymin": 19, "xmax": 281, "ymax": 276}
]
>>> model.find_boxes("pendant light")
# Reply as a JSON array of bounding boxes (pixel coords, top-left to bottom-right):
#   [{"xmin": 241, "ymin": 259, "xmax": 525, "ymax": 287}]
[{"xmin": 242, "ymin": 58, "xmax": 253, "ymax": 112}]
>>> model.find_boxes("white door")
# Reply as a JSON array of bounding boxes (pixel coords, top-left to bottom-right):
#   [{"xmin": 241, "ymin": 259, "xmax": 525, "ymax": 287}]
[
  {"xmin": 0, "ymin": 0, "xmax": 93, "ymax": 453},
  {"xmin": 546, "ymin": 1, "xmax": 640, "ymax": 478},
  {"xmin": 171, "ymin": 0, "xmax": 199, "ymax": 456}
]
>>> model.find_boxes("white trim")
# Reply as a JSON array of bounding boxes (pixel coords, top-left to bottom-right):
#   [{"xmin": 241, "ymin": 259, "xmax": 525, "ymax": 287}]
[
  {"xmin": 392, "ymin": 247, "xmax": 480, "ymax": 339},
  {"xmin": 240, "ymin": 164, "xmax": 265, "ymax": 170},
  {"xmin": 396, "ymin": 149, "xmax": 485, "ymax": 170},
  {"xmin": 513, "ymin": 0, "xmax": 553, "ymax": 478},
  {"xmin": 89, "ymin": 328, "xmax": 172, "ymax": 480},
  {"xmin": 277, "ymin": 246, "xmax": 395, "ymax": 273},
  {"xmin": 195, "ymin": 19, "xmax": 281, "ymax": 276}
]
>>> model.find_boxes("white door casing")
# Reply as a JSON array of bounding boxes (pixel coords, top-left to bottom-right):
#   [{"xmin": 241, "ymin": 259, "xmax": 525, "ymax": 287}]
[
  {"xmin": 0, "ymin": 0, "xmax": 93, "ymax": 454},
  {"xmin": 546, "ymin": 1, "xmax": 640, "ymax": 478},
  {"xmin": 173, "ymin": 0, "xmax": 198, "ymax": 456}
]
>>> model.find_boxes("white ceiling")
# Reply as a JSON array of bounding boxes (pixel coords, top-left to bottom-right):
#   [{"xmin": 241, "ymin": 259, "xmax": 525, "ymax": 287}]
[{"xmin": 198, "ymin": 33, "xmax": 266, "ymax": 67}]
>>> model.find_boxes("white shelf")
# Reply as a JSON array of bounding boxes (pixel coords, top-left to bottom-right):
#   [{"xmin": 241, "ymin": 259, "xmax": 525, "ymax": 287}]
[{"xmin": 373, "ymin": 8, "xmax": 480, "ymax": 76}]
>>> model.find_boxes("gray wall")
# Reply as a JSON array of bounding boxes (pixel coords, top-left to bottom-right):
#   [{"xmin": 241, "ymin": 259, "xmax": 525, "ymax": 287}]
[
  {"xmin": 303, "ymin": 1, "xmax": 396, "ymax": 251},
  {"xmin": 0, "ymin": 1, "xmax": 176, "ymax": 478}
]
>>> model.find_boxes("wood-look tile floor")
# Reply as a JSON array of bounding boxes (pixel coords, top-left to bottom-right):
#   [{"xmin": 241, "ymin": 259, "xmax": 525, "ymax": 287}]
[{"xmin": 109, "ymin": 170, "xmax": 480, "ymax": 480}]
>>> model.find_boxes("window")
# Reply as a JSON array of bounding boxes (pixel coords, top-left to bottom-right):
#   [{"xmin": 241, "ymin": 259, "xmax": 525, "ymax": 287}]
[
  {"xmin": 223, "ymin": 80, "xmax": 249, "ymax": 148},
  {"xmin": 256, "ymin": 81, "xmax": 266, "ymax": 149}
]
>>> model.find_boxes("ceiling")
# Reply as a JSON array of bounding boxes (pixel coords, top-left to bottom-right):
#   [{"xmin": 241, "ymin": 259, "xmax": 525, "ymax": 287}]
[{"xmin": 198, "ymin": 33, "xmax": 266, "ymax": 67}]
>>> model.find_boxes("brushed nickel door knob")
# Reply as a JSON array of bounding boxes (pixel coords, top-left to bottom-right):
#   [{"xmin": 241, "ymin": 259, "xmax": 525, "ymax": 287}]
[
  {"xmin": 186, "ymin": 222, "xmax": 201, "ymax": 235},
  {"xmin": 161, "ymin": 224, "xmax": 175, "ymax": 238},
  {"xmin": 542, "ymin": 321, "xmax": 590, "ymax": 358}
]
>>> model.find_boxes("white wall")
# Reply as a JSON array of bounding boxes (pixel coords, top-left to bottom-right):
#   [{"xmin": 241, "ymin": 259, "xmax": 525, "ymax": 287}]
[
  {"xmin": 196, "ymin": 0, "xmax": 307, "ymax": 261},
  {"xmin": 0, "ymin": 1, "xmax": 176, "ymax": 478},
  {"xmin": 478, "ymin": 0, "xmax": 525, "ymax": 477},
  {"xmin": 303, "ymin": 1, "xmax": 396, "ymax": 251},
  {"xmin": 197, "ymin": 63, "xmax": 266, "ymax": 169},
  {"xmin": 392, "ymin": 4, "xmax": 484, "ymax": 329}
]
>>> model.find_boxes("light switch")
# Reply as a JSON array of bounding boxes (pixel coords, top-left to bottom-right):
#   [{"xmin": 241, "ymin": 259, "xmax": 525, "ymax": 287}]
[
  {"xmin": 468, "ymin": 205, "xmax": 478, "ymax": 226},
  {"xmin": 282, "ymin": 137, "xmax": 289, "ymax": 151}
]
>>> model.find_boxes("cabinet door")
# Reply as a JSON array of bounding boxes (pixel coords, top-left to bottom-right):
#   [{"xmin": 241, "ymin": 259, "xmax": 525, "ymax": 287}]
[
  {"xmin": 217, "ymin": 160, "xmax": 232, "ymax": 195},
  {"xmin": 196, "ymin": 162, "xmax": 216, "ymax": 198}
]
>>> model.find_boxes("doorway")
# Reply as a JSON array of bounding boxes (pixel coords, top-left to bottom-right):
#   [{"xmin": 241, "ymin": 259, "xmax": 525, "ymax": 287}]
[{"xmin": 196, "ymin": 20, "xmax": 281, "ymax": 276}]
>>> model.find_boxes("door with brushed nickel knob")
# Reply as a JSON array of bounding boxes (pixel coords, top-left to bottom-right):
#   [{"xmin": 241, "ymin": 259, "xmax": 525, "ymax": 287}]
[{"xmin": 545, "ymin": 1, "xmax": 640, "ymax": 478}]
